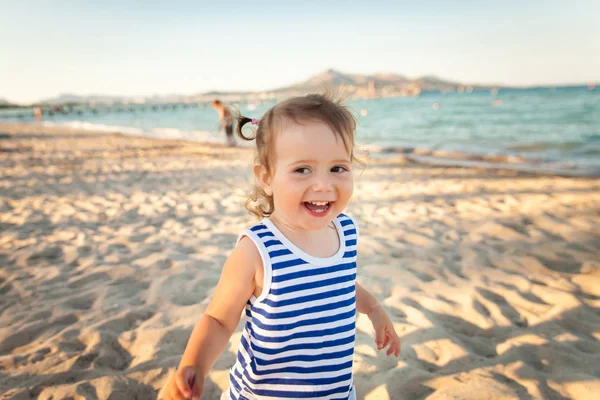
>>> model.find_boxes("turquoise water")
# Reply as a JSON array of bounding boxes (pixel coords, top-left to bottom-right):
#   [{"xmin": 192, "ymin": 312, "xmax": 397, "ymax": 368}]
[{"xmin": 2, "ymin": 86, "xmax": 599, "ymax": 171}]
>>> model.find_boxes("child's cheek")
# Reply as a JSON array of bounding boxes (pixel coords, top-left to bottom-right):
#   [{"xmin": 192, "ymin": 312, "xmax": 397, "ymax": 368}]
[{"xmin": 342, "ymin": 178, "xmax": 354, "ymax": 195}]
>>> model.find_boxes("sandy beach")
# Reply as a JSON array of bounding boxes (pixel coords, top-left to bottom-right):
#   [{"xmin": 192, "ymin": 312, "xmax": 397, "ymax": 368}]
[{"xmin": 1, "ymin": 122, "xmax": 599, "ymax": 400}]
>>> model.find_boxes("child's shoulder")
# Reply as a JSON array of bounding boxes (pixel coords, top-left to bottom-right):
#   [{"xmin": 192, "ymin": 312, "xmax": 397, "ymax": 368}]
[
  {"xmin": 228, "ymin": 235, "xmax": 263, "ymax": 276},
  {"xmin": 233, "ymin": 220, "xmax": 270, "ymax": 263},
  {"xmin": 228, "ymin": 224, "xmax": 267, "ymax": 283},
  {"xmin": 235, "ymin": 234, "xmax": 262, "ymax": 259}
]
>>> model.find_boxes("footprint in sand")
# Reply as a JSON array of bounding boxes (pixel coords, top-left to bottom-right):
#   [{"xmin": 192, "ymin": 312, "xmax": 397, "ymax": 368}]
[
  {"xmin": 96, "ymin": 308, "xmax": 156, "ymax": 335},
  {"xmin": 406, "ymin": 267, "xmax": 436, "ymax": 283},
  {"xmin": 71, "ymin": 350, "xmax": 99, "ymax": 370},
  {"xmin": 57, "ymin": 337, "xmax": 86, "ymax": 354},
  {"xmin": 477, "ymin": 287, "xmax": 528, "ymax": 327},
  {"xmin": 27, "ymin": 245, "xmax": 64, "ymax": 266},
  {"xmin": 61, "ymin": 294, "xmax": 96, "ymax": 310},
  {"xmin": 0, "ymin": 314, "xmax": 78, "ymax": 355},
  {"xmin": 67, "ymin": 271, "xmax": 111, "ymax": 289},
  {"xmin": 75, "ymin": 382, "xmax": 98, "ymax": 398},
  {"xmin": 29, "ymin": 347, "xmax": 51, "ymax": 363},
  {"xmin": 472, "ymin": 298, "xmax": 492, "ymax": 318},
  {"xmin": 78, "ymin": 331, "xmax": 133, "ymax": 370}
]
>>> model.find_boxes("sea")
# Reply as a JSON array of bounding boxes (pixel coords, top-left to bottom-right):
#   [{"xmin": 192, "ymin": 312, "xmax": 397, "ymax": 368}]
[{"xmin": 2, "ymin": 86, "xmax": 599, "ymax": 176}]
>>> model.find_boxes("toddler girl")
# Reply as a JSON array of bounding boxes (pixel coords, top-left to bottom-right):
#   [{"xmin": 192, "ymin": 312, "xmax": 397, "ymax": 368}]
[{"xmin": 163, "ymin": 94, "xmax": 401, "ymax": 400}]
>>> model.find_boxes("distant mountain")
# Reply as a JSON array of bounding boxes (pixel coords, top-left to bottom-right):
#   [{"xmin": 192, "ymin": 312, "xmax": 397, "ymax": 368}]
[
  {"xmin": 293, "ymin": 69, "xmax": 365, "ymax": 89},
  {"xmin": 287, "ymin": 69, "xmax": 410, "ymax": 90},
  {"xmin": 185, "ymin": 69, "xmax": 466, "ymax": 102},
  {"xmin": 413, "ymin": 75, "xmax": 463, "ymax": 92},
  {"xmin": 0, "ymin": 98, "xmax": 21, "ymax": 109},
  {"xmin": 23, "ymin": 69, "xmax": 498, "ymax": 106},
  {"xmin": 263, "ymin": 69, "xmax": 468, "ymax": 98}
]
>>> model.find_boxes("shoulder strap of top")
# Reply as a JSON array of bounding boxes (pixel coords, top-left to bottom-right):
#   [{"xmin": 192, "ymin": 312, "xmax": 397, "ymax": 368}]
[
  {"xmin": 337, "ymin": 213, "xmax": 359, "ymax": 241},
  {"xmin": 237, "ymin": 221, "xmax": 274, "ymax": 304}
]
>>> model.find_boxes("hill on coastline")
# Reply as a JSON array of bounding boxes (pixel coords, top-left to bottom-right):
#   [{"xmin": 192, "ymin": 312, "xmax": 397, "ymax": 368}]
[{"xmin": 15, "ymin": 70, "xmax": 506, "ymax": 106}]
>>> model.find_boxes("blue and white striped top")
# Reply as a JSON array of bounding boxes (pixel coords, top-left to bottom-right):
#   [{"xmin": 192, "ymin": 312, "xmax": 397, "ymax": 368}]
[{"xmin": 225, "ymin": 213, "xmax": 359, "ymax": 400}]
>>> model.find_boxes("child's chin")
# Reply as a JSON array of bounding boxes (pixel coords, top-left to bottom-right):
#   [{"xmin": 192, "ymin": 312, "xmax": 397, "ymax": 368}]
[{"xmin": 303, "ymin": 215, "xmax": 335, "ymax": 230}]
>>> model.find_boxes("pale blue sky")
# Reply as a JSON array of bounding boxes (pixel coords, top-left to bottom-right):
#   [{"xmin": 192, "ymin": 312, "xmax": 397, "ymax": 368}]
[{"xmin": 2, "ymin": 0, "xmax": 599, "ymax": 104}]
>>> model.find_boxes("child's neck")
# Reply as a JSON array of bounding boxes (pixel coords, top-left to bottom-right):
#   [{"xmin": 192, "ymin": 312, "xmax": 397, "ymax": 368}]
[{"xmin": 269, "ymin": 213, "xmax": 340, "ymax": 258}]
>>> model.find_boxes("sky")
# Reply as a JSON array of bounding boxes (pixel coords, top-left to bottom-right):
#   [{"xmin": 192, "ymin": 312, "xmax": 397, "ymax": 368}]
[{"xmin": 1, "ymin": 0, "xmax": 599, "ymax": 104}]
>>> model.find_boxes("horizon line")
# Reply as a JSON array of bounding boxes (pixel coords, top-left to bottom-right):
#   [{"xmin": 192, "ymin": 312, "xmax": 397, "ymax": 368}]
[{"xmin": 3, "ymin": 69, "xmax": 599, "ymax": 106}]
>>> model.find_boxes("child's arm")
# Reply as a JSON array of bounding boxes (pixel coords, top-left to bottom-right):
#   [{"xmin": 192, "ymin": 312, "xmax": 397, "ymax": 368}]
[
  {"xmin": 162, "ymin": 237, "xmax": 262, "ymax": 400},
  {"xmin": 356, "ymin": 282, "xmax": 402, "ymax": 357}
]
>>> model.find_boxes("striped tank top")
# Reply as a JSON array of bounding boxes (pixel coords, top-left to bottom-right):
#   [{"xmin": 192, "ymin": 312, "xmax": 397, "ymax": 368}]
[{"xmin": 225, "ymin": 213, "xmax": 359, "ymax": 400}]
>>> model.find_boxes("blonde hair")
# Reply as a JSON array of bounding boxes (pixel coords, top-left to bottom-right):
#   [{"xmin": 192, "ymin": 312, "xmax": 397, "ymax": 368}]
[{"xmin": 237, "ymin": 93, "xmax": 358, "ymax": 219}]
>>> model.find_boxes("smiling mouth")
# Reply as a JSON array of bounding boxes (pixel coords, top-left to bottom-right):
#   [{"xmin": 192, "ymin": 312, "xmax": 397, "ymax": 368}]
[{"xmin": 303, "ymin": 201, "xmax": 333, "ymax": 215}]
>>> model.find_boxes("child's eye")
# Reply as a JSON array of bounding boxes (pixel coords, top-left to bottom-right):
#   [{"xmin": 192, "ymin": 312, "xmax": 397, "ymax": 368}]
[
  {"xmin": 295, "ymin": 167, "xmax": 311, "ymax": 174},
  {"xmin": 331, "ymin": 165, "xmax": 348, "ymax": 173}
]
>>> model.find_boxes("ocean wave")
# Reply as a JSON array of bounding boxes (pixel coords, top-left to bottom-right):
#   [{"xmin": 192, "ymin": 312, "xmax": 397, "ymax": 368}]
[
  {"xmin": 366, "ymin": 144, "xmax": 599, "ymax": 177},
  {"xmin": 506, "ymin": 142, "xmax": 586, "ymax": 152},
  {"xmin": 42, "ymin": 120, "xmax": 145, "ymax": 136}
]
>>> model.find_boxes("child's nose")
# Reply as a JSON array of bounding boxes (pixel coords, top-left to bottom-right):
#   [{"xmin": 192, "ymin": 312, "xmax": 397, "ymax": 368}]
[{"xmin": 312, "ymin": 173, "xmax": 333, "ymax": 191}]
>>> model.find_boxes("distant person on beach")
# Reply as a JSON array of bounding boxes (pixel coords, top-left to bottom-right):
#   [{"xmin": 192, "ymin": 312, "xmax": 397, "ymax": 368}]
[
  {"xmin": 211, "ymin": 99, "xmax": 236, "ymax": 146},
  {"xmin": 162, "ymin": 93, "xmax": 401, "ymax": 400},
  {"xmin": 33, "ymin": 106, "xmax": 43, "ymax": 120}
]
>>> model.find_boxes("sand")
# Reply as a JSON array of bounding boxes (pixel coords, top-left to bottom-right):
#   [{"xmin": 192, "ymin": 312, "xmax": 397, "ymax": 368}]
[{"xmin": 1, "ymin": 122, "xmax": 599, "ymax": 400}]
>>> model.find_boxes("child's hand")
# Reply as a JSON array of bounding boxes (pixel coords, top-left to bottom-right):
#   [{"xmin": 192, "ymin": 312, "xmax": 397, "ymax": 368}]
[
  {"xmin": 162, "ymin": 366, "xmax": 204, "ymax": 400},
  {"xmin": 367, "ymin": 304, "xmax": 402, "ymax": 357}
]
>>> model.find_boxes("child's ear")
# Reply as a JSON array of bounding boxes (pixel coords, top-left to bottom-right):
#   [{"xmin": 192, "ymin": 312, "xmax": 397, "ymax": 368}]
[{"xmin": 253, "ymin": 164, "xmax": 273, "ymax": 196}]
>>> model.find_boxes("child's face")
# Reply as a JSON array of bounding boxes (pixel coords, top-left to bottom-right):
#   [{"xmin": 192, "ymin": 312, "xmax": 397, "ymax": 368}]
[{"xmin": 259, "ymin": 119, "xmax": 354, "ymax": 231}]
